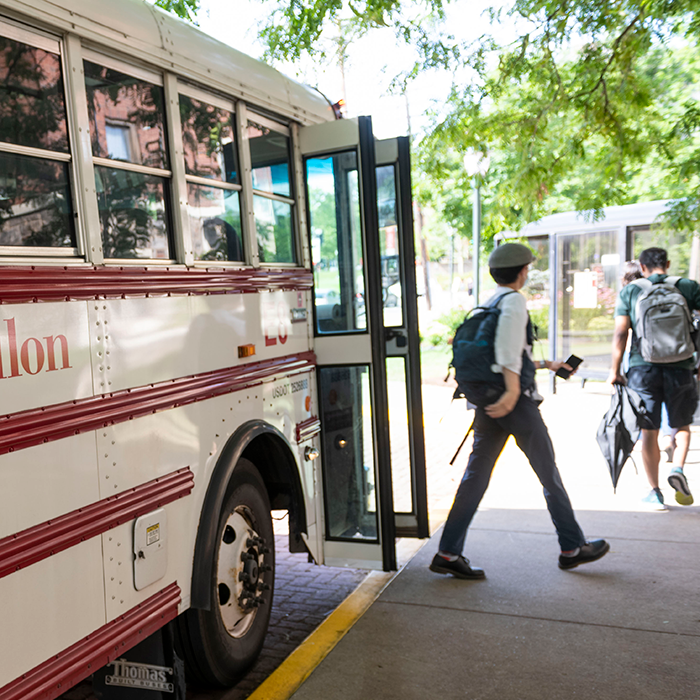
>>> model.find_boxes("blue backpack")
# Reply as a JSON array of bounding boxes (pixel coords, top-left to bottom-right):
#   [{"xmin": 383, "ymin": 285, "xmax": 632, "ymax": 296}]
[{"xmin": 451, "ymin": 292, "xmax": 536, "ymax": 407}]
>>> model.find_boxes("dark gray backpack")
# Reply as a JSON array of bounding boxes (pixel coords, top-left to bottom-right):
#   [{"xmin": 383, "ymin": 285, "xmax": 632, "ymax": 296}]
[{"xmin": 631, "ymin": 276, "xmax": 695, "ymax": 363}]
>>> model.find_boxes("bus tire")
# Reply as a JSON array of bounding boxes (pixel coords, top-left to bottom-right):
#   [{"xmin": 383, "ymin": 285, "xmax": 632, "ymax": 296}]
[{"xmin": 177, "ymin": 458, "xmax": 274, "ymax": 688}]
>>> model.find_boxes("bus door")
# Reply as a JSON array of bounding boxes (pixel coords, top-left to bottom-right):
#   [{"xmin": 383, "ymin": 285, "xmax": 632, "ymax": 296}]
[
  {"xmin": 375, "ymin": 137, "xmax": 428, "ymax": 540},
  {"xmin": 299, "ymin": 117, "xmax": 428, "ymax": 571}
]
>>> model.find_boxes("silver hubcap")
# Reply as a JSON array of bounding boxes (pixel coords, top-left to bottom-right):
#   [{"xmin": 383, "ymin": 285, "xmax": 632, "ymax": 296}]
[{"xmin": 216, "ymin": 506, "xmax": 271, "ymax": 638}]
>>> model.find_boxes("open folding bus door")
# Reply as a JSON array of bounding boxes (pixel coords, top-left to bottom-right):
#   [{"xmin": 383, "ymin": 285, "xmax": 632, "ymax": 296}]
[{"xmin": 299, "ymin": 116, "xmax": 428, "ymax": 572}]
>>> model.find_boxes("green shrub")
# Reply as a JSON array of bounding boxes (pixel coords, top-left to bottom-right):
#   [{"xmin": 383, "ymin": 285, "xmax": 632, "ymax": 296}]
[
  {"xmin": 587, "ymin": 315, "xmax": 615, "ymax": 340},
  {"xmin": 424, "ymin": 307, "xmax": 469, "ymax": 348},
  {"xmin": 528, "ymin": 307, "xmax": 549, "ymax": 340}
]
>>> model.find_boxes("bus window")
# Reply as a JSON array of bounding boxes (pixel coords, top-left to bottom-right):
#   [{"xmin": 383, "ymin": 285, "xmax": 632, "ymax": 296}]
[
  {"xmin": 248, "ymin": 117, "xmax": 296, "ymax": 264},
  {"xmin": 188, "ymin": 185, "xmax": 243, "ymax": 262},
  {"xmin": 180, "ymin": 93, "xmax": 243, "ymax": 261},
  {"xmin": 306, "ymin": 151, "xmax": 367, "ymax": 334},
  {"xmin": 84, "ymin": 60, "xmax": 172, "ymax": 260},
  {"xmin": 254, "ymin": 195, "xmax": 294, "ymax": 264},
  {"xmin": 248, "ymin": 120, "xmax": 291, "ymax": 197},
  {"xmin": 319, "ymin": 365, "xmax": 378, "ymax": 541},
  {"xmin": 0, "ymin": 30, "xmax": 76, "ymax": 250},
  {"xmin": 377, "ymin": 164, "xmax": 404, "ymax": 327},
  {"xmin": 180, "ymin": 94, "xmax": 237, "ymax": 182}
]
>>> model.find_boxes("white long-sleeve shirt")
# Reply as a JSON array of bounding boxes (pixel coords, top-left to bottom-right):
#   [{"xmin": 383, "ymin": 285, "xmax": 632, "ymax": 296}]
[{"xmin": 488, "ymin": 286, "xmax": 530, "ymax": 376}]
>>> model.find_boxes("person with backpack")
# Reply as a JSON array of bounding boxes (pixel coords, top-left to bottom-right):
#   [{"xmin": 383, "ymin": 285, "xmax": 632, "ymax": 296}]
[
  {"xmin": 609, "ymin": 247, "xmax": 700, "ymax": 510},
  {"xmin": 429, "ymin": 243, "xmax": 610, "ymax": 580}
]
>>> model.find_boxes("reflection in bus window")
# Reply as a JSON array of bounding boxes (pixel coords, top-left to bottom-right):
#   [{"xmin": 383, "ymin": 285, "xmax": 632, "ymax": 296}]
[
  {"xmin": 180, "ymin": 94, "xmax": 237, "ymax": 182},
  {"xmin": 0, "ymin": 34, "xmax": 76, "ymax": 249},
  {"xmin": 188, "ymin": 184, "xmax": 243, "ymax": 261},
  {"xmin": 104, "ymin": 124, "xmax": 132, "ymax": 162},
  {"xmin": 0, "ymin": 37, "xmax": 69, "ymax": 152},
  {"xmin": 95, "ymin": 166, "xmax": 170, "ymax": 259},
  {"xmin": 376, "ymin": 164, "xmax": 403, "ymax": 326},
  {"xmin": 248, "ymin": 120, "xmax": 291, "ymax": 197},
  {"xmin": 0, "ymin": 152, "xmax": 75, "ymax": 247},
  {"xmin": 254, "ymin": 195, "xmax": 294, "ymax": 263},
  {"xmin": 306, "ymin": 152, "xmax": 367, "ymax": 334},
  {"xmin": 84, "ymin": 61, "xmax": 168, "ymax": 169},
  {"xmin": 85, "ymin": 60, "xmax": 171, "ymax": 259}
]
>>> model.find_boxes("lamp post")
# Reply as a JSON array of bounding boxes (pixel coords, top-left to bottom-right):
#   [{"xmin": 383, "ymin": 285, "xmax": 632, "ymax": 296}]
[{"xmin": 463, "ymin": 151, "xmax": 490, "ymax": 306}]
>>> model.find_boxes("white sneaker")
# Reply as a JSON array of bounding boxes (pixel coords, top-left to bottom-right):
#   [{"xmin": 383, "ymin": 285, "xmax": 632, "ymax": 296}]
[{"xmin": 641, "ymin": 488, "xmax": 667, "ymax": 511}]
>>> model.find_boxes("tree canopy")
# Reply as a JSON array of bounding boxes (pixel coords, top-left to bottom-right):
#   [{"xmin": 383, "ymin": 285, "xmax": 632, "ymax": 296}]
[
  {"xmin": 153, "ymin": 0, "xmax": 200, "ymax": 24},
  {"xmin": 159, "ymin": 0, "xmax": 700, "ymax": 246},
  {"xmin": 250, "ymin": 0, "xmax": 700, "ymax": 244}
]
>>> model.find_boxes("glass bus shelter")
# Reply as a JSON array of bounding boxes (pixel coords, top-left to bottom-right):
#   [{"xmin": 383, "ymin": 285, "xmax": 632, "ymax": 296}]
[{"xmin": 501, "ymin": 200, "xmax": 697, "ymax": 385}]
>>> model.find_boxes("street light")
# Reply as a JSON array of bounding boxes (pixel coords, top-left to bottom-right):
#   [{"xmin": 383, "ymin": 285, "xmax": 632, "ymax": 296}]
[{"xmin": 463, "ymin": 150, "xmax": 490, "ymax": 306}]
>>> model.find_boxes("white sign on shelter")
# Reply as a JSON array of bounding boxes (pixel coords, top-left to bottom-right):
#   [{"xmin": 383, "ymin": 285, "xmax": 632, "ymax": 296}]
[{"xmin": 573, "ymin": 271, "xmax": 598, "ymax": 309}]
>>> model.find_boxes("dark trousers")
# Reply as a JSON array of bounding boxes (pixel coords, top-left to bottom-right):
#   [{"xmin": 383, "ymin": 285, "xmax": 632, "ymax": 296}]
[{"xmin": 439, "ymin": 395, "xmax": 586, "ymax": 554}]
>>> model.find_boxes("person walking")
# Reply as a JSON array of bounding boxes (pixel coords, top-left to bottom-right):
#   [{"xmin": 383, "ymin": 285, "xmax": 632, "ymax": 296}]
[
  {"xmin": 430, "ymin": 243, "xmax": 610, "ymax": 580},
  {"xmin": 609, "ymin": 247, "xmax": 700, "ymax": 510},
  {"xmin": 621, "ymin": 261, "xmax": 678, "ymax": 464}
]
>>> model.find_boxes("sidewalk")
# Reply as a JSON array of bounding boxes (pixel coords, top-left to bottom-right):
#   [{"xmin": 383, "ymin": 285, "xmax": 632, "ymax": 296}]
[{"xmin": 287, "ymin": 380, "xmax": 700, "ymax": 700}]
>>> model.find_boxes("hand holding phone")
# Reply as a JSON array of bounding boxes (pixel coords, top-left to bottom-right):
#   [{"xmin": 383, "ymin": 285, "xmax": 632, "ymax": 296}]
[{"xmin": 555, "ymin": 354, "xmax": 583, "ymax": 379}]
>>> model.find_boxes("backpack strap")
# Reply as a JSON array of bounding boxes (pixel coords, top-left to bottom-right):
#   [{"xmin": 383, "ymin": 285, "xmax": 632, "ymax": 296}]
[
  {"xmin": 631, "ymin": 275, "xmax": 682, "ymax": 288},
  {"xmin": 630, "ymin": 278, "xmax": 652, "ymax": 290},
  {"xmin": 468, "ymin": 290, "xmax": 516, "ymax": 317},
  {"xmin": 487, "ymin": 290, "xmax": 517, "ymax": 308}
]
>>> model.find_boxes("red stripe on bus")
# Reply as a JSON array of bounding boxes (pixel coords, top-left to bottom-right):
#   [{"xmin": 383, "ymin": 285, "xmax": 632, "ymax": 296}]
[
  {"xmin": 0, "ymin": 265, "xmax": 313, "ymax": 304},
  {"xmin": 296, "ymin": 416, "xmax": 321, "ymax": 442},
  {"xmin": 0, "ymin": 468, "xmax": 194, "ymax": 580},
  {"xmin": 0, "ymin": 351, "xmax": 316, "ymax": 455},
  {"xmin": 0, "ymin": 582, "xmax": 181, "ymax": 700}
]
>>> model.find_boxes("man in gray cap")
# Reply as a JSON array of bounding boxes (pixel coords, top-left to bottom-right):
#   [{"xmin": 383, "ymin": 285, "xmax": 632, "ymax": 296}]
[{"xmin": 430, "ymin": 243, "xmax": 610, "ymax": 579}]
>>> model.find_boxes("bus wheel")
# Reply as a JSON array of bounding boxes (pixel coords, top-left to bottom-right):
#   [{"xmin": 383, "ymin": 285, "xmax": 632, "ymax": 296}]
[{"xmin": 177, "ymin": 459, "xmax": 274, "ymax": 687}]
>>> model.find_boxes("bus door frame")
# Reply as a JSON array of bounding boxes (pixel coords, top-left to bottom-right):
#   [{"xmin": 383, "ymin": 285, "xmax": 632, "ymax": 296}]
[
  {"xmin": 299, "ymin": 117, "xmax": 428, "ymax": 572},
  {"xmin": 375, "ymin": 136, "xmax": 429, "ymax": 540}
]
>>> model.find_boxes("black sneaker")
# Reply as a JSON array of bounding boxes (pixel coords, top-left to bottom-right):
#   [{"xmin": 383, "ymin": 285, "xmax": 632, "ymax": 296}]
[
  {"xmin": 429, "ymin": 553, "xmax": 486, "ymax": 579},
  {"xmin": 558, "ymin": 540, "xmax": 610, "ymax": 570}
]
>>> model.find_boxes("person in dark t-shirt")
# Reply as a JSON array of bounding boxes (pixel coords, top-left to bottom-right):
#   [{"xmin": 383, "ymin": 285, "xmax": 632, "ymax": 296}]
[{"xmin": 609, "ymin": 247, "xmax": 700, "ymax": 510}]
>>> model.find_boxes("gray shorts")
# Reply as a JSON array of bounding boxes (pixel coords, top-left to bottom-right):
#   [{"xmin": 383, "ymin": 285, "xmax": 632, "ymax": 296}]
[{"xmin": 627, "ymin": 365, "xmax": 698, "ymax": 430}]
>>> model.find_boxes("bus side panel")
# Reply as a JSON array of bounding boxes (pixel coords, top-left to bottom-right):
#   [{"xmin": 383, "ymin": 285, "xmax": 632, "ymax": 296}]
[
  {"xmin": 263, "ymin": 373, "xmax": 318, "ymax": 530},
  {"xmin": 96, "ymin": 392, "xmax": 264, "ymax": 621},
  {"xmin": 91, "ymin": 293, "xmax": 310, "ymax": 395},
  {"xmin": 0, "ymin": 434, "xmax": 100, "ymax": 538},
  {"xmin": 0, "ymin": 538, "xmax": 105, "ymax": 688},
  {"xmin": 0, "ymin": 301, "xmax": 93, "ymax": 415},
  {"xmin": 102, "ymin": 497, "xmax": 192, "ymax": 622}
]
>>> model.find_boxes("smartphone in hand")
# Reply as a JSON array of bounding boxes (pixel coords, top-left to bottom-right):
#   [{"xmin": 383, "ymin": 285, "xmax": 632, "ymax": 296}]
[{"xmin": 555, "ymin": 354, "xmax": 583, "ymax": 379}]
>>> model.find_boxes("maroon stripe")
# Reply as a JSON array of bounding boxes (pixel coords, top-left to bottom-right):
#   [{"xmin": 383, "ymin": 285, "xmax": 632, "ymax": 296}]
[
  {"xmin": 296, "ymin": 416, "xmax": 321, "ymax": 442},
  {"xmin": 0, "ymin": 468, "xmax": 194, "ymax": 580},
  {"xmin": 0, "ymin": 583, "xmax": 181, "ymax": 700},
  {"xmin": 0, "ymin": 352, "xmax": 316, "ymax": 455},
  {"xmin": 0, "ymin": 266, "xmax": 313, "ymax": 304}
]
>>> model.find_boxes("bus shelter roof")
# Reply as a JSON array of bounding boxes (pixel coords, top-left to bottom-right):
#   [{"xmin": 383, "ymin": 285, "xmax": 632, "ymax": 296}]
[{"xmin": 499, "ymin": 199, "xmax": 673, "ymax": 239}]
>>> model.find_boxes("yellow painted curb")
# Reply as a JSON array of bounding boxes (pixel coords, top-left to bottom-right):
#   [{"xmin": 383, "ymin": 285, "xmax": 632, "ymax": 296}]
[{"xmin": 246, "ymin": 569, "xmax": 394, "ymax": 700}]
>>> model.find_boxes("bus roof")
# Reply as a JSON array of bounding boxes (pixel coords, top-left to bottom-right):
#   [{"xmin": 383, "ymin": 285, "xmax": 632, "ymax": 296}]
[{"xmin": 2, "ymin": 0, "xmax": 335, "ymax": 125}]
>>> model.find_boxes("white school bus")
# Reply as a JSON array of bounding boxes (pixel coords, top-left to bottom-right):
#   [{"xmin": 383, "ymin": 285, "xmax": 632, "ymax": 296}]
[{"xmin": 0, "ymin": 0, "xmax": 428, "ymax": 697}]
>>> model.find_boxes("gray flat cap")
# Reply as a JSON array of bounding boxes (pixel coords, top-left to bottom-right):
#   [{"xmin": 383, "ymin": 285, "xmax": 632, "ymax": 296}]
[{"xmin": 488, "ymin": 243, "xmax": 534, "ymax": 269}]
